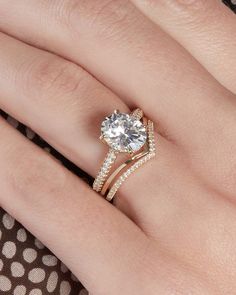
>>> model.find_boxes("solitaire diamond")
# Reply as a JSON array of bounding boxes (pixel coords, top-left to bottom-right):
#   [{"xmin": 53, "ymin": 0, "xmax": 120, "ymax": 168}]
[{"xmin": 101, "ymin": 111, "xmax": 147, "ymax": 153}]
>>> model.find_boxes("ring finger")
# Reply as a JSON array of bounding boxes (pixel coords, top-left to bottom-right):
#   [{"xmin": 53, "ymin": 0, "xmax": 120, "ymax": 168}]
[{"xmin": 0, "ymin": 31, "xmax": 171, "ymax": 225}]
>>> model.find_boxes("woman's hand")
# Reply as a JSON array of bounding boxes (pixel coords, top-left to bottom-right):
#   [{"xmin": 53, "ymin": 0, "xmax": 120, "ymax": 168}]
[{"xmin": 0, "ymin": 1, "xmax": 236, "ymax": 294}]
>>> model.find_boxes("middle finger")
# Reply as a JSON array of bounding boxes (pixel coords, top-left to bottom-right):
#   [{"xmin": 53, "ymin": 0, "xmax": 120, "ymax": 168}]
[{"xmin": 0, "ymin": 0, "xmax": 234, "ymax": 143}]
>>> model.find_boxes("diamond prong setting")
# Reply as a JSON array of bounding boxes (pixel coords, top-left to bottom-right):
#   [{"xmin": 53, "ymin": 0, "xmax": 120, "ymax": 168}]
[
  {"xmin": 93, "ymin": 109, "xmax": 156, "ymax": 201},
  {"xmin": 101, "ymin": 110, "xmax": 147, "ymax": 153},
  {"xmin": 106, "ymin": 120, "xmax": 156, "ymax": 201}
]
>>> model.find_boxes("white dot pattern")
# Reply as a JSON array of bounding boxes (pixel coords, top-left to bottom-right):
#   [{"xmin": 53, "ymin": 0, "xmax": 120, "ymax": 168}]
[
  {"xmin": 29, "ymin": 289, "xmax": 42, "ymax": 295},
  {"xmin": 13, "ymin": 285, "xmax": 26, "ymax": 295},
  {"xmin": 34, "ymin": 239, "xmax": 44, "ymax": 250},
  {"xmin": 42, "ymin": 255, "xmax": 58, "ymax": 267},
  {"xmin": 0, "ymin": 275, "xmax": 12, "ymax": 291},
  {"xmin": 23, "ymin": 248, "xmax": 37, "ymax": 263},
  {"xmin": 28, "ymin": 268, "xmax": 46, "ymax": 284},
  {"xmin": 0, "ymin": 259, "xmax": 3, "ymax": 271},
  {"xmin": 2, "ymin": 214, "xmax": 15, "ymax": 230},
  {"xmin": 11, "ymin": 262, "xmax": 25, "ymax": 277},
  {"xmin": 17, "ymin": 229, "xmax": 27, "ymax": 242},
  {"xmin": 2, "ymin": 241, "xmax": 17, "ymax": 258},
  {"xmin": 6, "ymin": 115, "xmax": 19, "ymax": 128},
  {"xmin": 26, "ymin": 127, "xmax": 35, "ymax": 140},
  {"xmin": 47, "ymin": 271, "xmax": 58, "ymax": 292},
  {"xmin": 60, "ymin": 281, "xmax": 72, "ymax": 295},
  {"xmin": 0, "ymin": 209, "xmax": 86, "ymax": 295}
]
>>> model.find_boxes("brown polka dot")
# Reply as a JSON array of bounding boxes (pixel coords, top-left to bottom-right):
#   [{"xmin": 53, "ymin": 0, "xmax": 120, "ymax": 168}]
[
  {"xmin": 7, "ymin": 116, "xmax": 19, "ymax": 128},
  {"xmin": 26, "ymin": 127, "xmax": 35, "ymax": 140},
  {"xmin": 47, "ymin": 271, "xmax": 58, "ymax": 293},
  {"xmin": 60, "ymin": 281, "xmax": 71, "ymax": 295},
  {"xmin": 23, "ymin": 248, "xmax": 37, "ymax": 263},
  {"xmin": 34, "ymin": 239, "xmax": 44, "ymax": 250},
  {"xmin": 0, "ymin": 275, "xmax": 12, "ymax": 291},
  {"xmin": 2, "ymin": 213, "xmax": 15, "ymax": 230},
  {"xmin": 11, "ymin": 262, "xmax": 25, "ymax": 277},
  {"xmin": 28, "ymin": 268, "xmax": 46, "ymax": 284},
  {"xmin": 13, "ymin": 285, "xmax": 26, "ymax": 295},
  {"xmin": 29, "ymin": 289, "xmax": 42, "ymax": 295},
  {"xmin": 60, "ymin": 263, "xmax": 69, "ymax": 273},
  {"xmin": 17, "ymin": 228, "xmax": 27, "ymax": 242},
  {"xmin": 2, "ymin": 241, "xmax": 16, "ymax": 258},
  {"xmin": 42, "ymin": 255, "xmax": 58, "ymax": 267},
  {"xmin": 0, "ymin": 259, "xmax": 3, "ymax": 271}
]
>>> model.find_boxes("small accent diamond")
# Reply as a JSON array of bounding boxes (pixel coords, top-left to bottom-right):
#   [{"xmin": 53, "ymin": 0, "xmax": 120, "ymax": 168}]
[{"xmin": 93, "ymin": 149, "xmax": 117, "ymax": 192}]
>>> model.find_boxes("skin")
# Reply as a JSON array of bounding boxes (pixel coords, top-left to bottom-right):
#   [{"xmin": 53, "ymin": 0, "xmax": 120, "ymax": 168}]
[{"xmin": 0, "ymin": 0, "xmax": 236, "ymax": 294}]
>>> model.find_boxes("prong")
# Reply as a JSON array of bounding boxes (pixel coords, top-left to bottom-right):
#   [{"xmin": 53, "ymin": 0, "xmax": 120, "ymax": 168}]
[
  {"xmin": 99, "ymin": 134, "xmax": 104, "ymax": 141},
  {"xmin": 127, "ymin": 147, "xmax": 134, "ymax": 155},
  {"xmin": 114, "ymin": 109, "xmax": 120, "ymax": 114},
  {"xmin": 100, "ymin": 137, "xmax": 108, "ymax": 144}
]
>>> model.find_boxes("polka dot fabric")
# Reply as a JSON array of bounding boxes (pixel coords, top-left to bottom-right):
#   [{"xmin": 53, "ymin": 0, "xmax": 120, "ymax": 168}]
[
  {"xmin": 0, "ymin": 2, "xmax": 235, "ymax": 294},
  {"xmin": 223, "ymin": 0, "xmax": 236, "ymax": 11},
  {"xmin": 0, "ymin": 211, "xmax": 88, "ymax": 295}
]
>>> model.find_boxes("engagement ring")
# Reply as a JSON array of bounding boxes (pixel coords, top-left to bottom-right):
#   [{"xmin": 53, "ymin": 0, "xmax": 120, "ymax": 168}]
[{"xmin": 93, "ymin": 109, "xmax": 156, "ymax": 201}]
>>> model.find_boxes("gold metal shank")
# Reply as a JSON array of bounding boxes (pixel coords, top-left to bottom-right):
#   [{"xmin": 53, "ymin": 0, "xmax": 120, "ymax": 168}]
[{"xmin": 105, "ymin": 120, "xmax": 156, "ymax": 201}]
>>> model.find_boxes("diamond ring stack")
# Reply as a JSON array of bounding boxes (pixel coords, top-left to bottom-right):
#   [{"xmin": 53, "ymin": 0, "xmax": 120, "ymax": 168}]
[{"xmin": 93, "ymin": 108, "xmax": 156, "ymax": 202}]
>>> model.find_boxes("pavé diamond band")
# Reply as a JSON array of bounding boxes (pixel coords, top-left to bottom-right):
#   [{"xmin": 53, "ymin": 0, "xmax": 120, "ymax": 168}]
[{"xmin": 93, "ymin": 108, "xmax": 156, "ymax": 201}]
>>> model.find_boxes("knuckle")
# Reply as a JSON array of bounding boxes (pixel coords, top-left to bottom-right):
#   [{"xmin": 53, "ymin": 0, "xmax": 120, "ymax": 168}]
[
  {"xmin": 162, "ymin": 0, "xmax": 215, "ymax": 25},
  {"xmin": 66, "ymin": 0, "xmax": 135, "ymax": 41},
  {"xmin": 167, "ymin": 0, "xmax": 208, "ymax": 11},
  {"xmin": 21, "ymin": 56, "xmax": 86, "ymax": 104}
]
